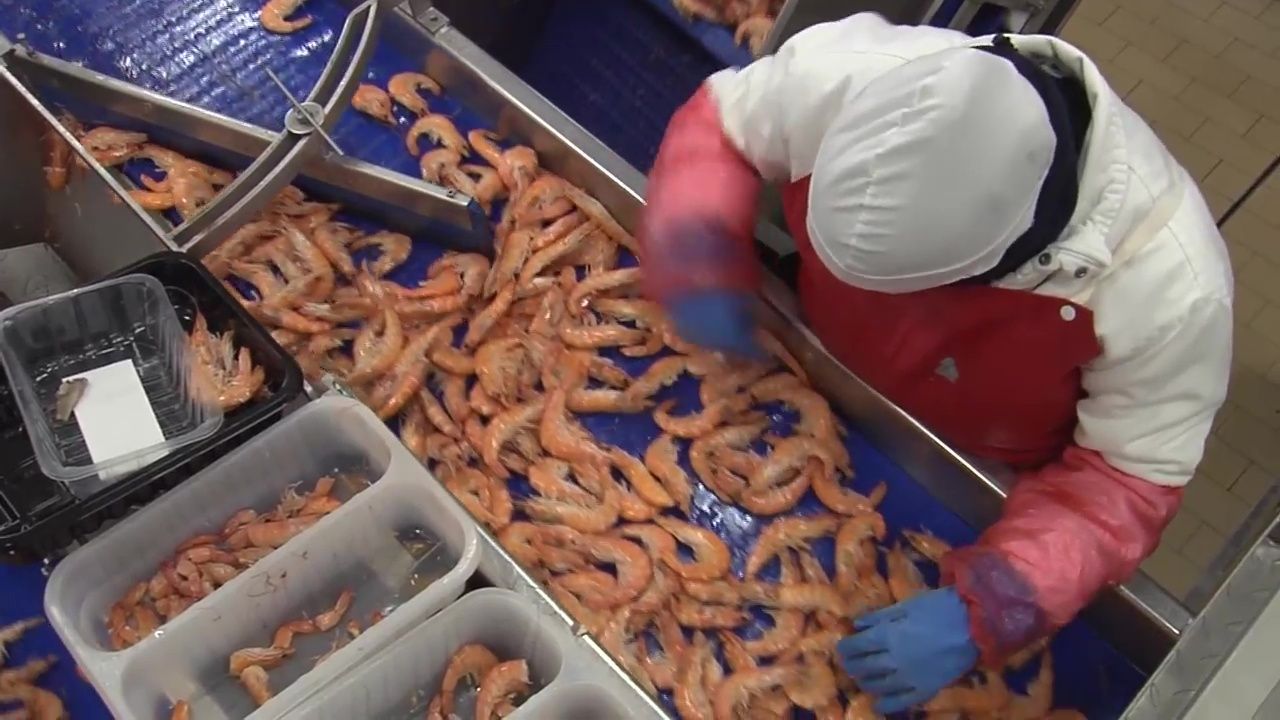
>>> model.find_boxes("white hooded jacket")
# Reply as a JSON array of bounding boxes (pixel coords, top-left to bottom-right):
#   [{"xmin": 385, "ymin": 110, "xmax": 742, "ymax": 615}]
[{"xmin": 706, "ymin": 14, "xmax": 1233, "ymax": 487}]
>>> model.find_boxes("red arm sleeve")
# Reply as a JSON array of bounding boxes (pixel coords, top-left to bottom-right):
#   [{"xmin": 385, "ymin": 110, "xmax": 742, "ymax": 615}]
[
  {"xmin": 941, "ymin": 445, "xmax": 1183, "ymax": 665},
  {"xmin": 639, "ymin": 84, "xmax": 763, "ymax": 303}
]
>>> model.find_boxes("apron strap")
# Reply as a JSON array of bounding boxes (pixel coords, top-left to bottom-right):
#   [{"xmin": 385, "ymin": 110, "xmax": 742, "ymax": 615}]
[{"xmin": 1070, "ymin": 171, "xmax": 1186, "ymax": 305}]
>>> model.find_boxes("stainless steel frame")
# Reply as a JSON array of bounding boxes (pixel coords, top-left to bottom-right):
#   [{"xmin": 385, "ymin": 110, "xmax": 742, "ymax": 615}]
[{"xmin": 1122, "ymin": 517, "xmax": 1280, "ymax": 720}]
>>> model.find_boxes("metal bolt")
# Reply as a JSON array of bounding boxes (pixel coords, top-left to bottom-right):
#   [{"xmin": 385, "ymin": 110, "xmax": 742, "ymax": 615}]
[
  {"xmin": 1037, "ymin": 252, "xmax": 1052, "ymax": 266},
  {"xmin": 1073, "ymin": 267, "xmax": 1088, "ymax": 279}
]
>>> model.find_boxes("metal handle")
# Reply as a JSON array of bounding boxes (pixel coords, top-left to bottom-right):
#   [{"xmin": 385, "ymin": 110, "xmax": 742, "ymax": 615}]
[{"xmin": 176, "ymin": 0, "xmax": 393, "ymax": 257}]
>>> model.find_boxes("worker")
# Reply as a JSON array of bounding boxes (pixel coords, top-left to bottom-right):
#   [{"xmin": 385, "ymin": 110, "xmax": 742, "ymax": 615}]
[{"xmin": 639, "ymin": 12, "xmax": 1232, "ymax": 714}]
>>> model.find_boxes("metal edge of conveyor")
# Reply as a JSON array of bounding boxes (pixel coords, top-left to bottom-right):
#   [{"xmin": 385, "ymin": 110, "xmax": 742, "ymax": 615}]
[
  {"xmin": 1121, "ymin": 512, "xmax": 1280, "ymax": 720},
  {"xmin": 392, "ymin": 1, "xmax": 1190, "ymax": 677}
]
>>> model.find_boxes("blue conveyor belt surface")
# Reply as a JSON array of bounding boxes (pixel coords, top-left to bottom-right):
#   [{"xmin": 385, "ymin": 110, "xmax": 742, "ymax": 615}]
[{"xmin": 1, "ymin": 1, "xmax": 1144, "ymax": 718}]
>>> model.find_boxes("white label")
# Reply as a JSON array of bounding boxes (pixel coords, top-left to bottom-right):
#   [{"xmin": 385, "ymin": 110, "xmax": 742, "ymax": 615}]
[{"xmin": 67, "ymin": 359, "xmax": 168, "ymax": 480}]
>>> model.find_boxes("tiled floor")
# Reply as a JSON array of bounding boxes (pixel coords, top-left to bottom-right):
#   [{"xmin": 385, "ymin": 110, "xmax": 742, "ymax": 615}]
[{"xmin": 1062, "ymin": 0, "xmax": 1280, "ymax": 604}]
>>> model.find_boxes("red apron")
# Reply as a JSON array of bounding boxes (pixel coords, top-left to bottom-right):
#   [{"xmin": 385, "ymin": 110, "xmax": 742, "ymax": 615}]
[{"xmin": 781, "ymin": 178, "xmax": 1102, "ymax": 469}]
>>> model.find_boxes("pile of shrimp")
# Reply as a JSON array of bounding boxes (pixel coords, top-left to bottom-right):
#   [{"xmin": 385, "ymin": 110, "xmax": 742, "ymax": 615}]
[
  {"xmin": 351, "ymin": 71, "xmax": 520, "ymax": 213},
  {"xmin": 91, "ymin": 64, "xmax": 1095, "ymax": 718},
  {"xmin": 188, "ymin": 313, "xmax": 266, "ymax": 413},
  {"xmin": 104, "ymin": 474, "xmax": 351, "ymax": 651},
  {"xmin": 72, "ymin": 125, "xmax": 232, "ymax": 222},
  {"xmin": 672, "ymin": 0, "xmax": 785, "ymax": 56},
  {"xmin": 419, "ymin": 643, "xmax": 531, "ymax": 720},
  {"xmin": 0, "ymin": 618, "xmax": 64, "ymax": 720}
]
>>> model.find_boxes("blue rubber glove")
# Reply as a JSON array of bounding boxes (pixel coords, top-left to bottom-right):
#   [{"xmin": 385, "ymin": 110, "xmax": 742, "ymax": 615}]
[
  {"xmin": 837, "ymin": 587, "xmax": 979, "ymax": 714},
  {"xmin": 668, "ymin": 290, "xmax": 763, "ymax": 359}
]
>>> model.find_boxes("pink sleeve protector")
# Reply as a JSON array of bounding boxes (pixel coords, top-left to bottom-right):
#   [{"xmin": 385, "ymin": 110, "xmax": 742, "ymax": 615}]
[
  {"xmin": 639, "ymin": 84, "xmax": 763, "ymax": 303},
  {"xmin": 941, "ymin": 445, "xmax": 1183, "ymax": 666}
]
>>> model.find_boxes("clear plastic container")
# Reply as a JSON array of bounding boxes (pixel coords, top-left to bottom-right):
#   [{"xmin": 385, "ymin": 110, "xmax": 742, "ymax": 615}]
[
  {"xmin": 0, "ymin": 274, "xmax": 222, "ymax": 482},
  {"xmin": 44, "ymin": 397, "xmax": 481, "ymax": 720},
  {"xmin": 279, "ymin": 588, "xmax": 645, "ymax": 720}
]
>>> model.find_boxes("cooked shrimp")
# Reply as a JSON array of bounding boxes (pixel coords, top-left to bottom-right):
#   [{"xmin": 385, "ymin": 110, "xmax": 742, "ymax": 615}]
[
  {"xmin": 79, "ymin": 126, "xmax": 146, "ymax": 166},
  {"xmin": 351, "ymin": 83, "xmax": 394, "ymax": 123},
  {"xmin": 886, "ymin": 543, "xmax": 928, "ymax": 603},
  {"xmin": 561, "ymin": 183, "xmax": 638, "ymax": 253},
  {"xmin": 902, "ymin": 528, "xmax": 952, "ymax": 564},
  {"xmin": 229, "ymin": 646, "xmax": 293, "ymax": 675},
  {"xmin": 735, "ymin": 15, "xmax": 775, "ymax": 56},
  {"xmin": 369, "ymin": 316, "xmax": 460, "ymax": 419},
  {"xmin": 347, "ymin": 306, "xmax": 404, "ymax": 384},
  {"xmin": 688, "ymin": 419, "xmax": 767, "ymax": 502},
  {"xmin": 0, "ymin": 618, "xmax": 43, "ymax": 659},
  {"xmin": 608, "ymin": 448, "xmax": 676, "ymax": 509},
  {"xmin": 713, "ymin": 664, "xmax": 799, "ymax": 720},
  {"xmin": 675, "ymin": 633, "xmax": 715, "ymax": 720},
  {"xmin": 238, "ymin": 664, "xmax": 273, "ymax": 706},
  {"xmin": 643, "ymin": 434, "xmax": 694, "ymax": 515},
  {"xmin": 475, "ymin": 659, "xmax": 531, "ymax": 720},
  {"xmin": 653, "ymin": 395, "xmax": 749, "ymax": 439},
  {"xmin": 310, "ymin": 221, "xmax": 360, "ymax": 278},
  {"xmin": 923, "ymin": 670, "xmax": 1011, "ymax": 716},
  {"xmin": 539, "ymin": 361, "xmax": 613, "ymax": 468},
  {"xmin": 42, "ymin": 124, "xmax": 74, "ymax": 191},
  {"xmin": 516, "ymin": 221, "xmax": 596, "ymax": 289},
  {"xmin": 499, "ymin": 522, "xmax": 588, "ymax": 574},
  {"xmin": 671, "ymin": 596, "xmax": 748, "ymax": 629},
  {"xmin": 462, "ymin": 282, "xmax": 515, "ymax": 349},
  {"xmin": 740, "ymin": 581, "xmax": 845, "ymax": 615},
  {"xmin": 749, "ymin": 435, "xmax": 839, "ymax": 490},
  {"xmin": 565, "ymin": 265, "xmax": 640, "ymax": 312},
  {"xmin": 437, "ymin": 643, "xmax": 500, "ymax": 716},
  {"xmin": 461, "ymin": 163, "xmax": 507, "ymax": 210},
  {"xmin": 350, "ymin": 231, "xmax": 411, "ymax": 277},
  {"xmin": 627, "ymin": 354, "xmax": 714, "ymax": 400},
  {"xmin": 531, "ymin": 211, "xmax": 586, "ymax": 252},
  {"xmin": 417, "ymin": 387, "xmax": 461, "ymax": 439},
  {"xmin": 528, "ymin": 459, "xmax": 597, "ymax": 504},
  {"xmin": 260, "ymin": 0, "xmax": 311, "ymax": 33},
  {"xmin": 1007, "ymin": 654, "xmax": 1054, "ymax": 720},
  {"xmin": 418, "ymin": 148, "xmax": 477, "ymax": 196},
  {"xmin": 129, "ymin": 189, "xmax": 174, "ymax": 210},
  {"xmin": 834, "ymin": 512, "xmax": 888, "ymax": 591},
  {"xmin": 0, "ymin": 655, "xmax": 56, "ymax": 687},
  {"xmin": 844, "ymin": 693, "xmax": 880, "ymax": 720},
  {"xmin": 0, "ymin": 684, "xmax": 66, "ymax": 720},
  {"xmin": 521, "ymin": 494, "xmax": 619, "ymax": 534},
  {"xmin": 575, "ymin": 535, "xmax": 652, "ymax": 607},
  {"xmin": 745, "ymin": 514, "xmax": 840, "ymax": 578},
  {"xmin": 406, "ymin": 114, "xmax": 468, "ymax": 156},
  {"xmin": 558, "ymin": 320, "xmax": 646, "ymax": 349},
  {"xmin": 481, "ymin": 397, "xmax": 546, "ymax": 478},
  {"xmin": 484, "ymin": 228, "xmax": 534, "ymax": 298},
  {"xmin": 387, "ymin": 72, "xmax": 441, "ymax": 116},
  {"xmin": 652, "ymin": 516, "xmax": 730, "ymax": 580}
]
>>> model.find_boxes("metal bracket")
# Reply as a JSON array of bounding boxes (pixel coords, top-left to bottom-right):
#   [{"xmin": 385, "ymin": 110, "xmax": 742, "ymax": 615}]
[
  {"xmin": 176, "ymin": 0, "xmax": 394, "ymax": 258},
  {"xmin": 402, "ymin": 0, "xmax": 451, "ymax": 33}
]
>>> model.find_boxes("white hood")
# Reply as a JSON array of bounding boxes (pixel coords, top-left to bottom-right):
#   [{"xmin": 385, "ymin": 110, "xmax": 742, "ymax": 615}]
[{"xmin": 806, "ymin": 47, "xmax": 1057, "ymax": 293}]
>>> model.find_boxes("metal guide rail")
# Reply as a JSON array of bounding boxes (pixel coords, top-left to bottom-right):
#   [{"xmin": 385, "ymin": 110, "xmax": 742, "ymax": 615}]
[{"xmin": 0, "ymin": 0, "xmax": 1218, "ymax": 717}]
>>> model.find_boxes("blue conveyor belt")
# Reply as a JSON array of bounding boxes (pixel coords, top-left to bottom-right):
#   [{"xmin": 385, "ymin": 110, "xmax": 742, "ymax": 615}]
[{"xmin": 1, "ymin": 1, "xmax": 1144, "ymax": 718}]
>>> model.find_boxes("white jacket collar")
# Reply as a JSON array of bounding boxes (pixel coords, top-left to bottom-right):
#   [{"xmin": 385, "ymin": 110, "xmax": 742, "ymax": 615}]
[{"xmin": 981, "ymin": 35, "xmax": 1175, "ymax": 292}]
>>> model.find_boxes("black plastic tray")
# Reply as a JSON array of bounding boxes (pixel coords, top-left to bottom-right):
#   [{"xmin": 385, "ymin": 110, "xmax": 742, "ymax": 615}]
[{"xmin": 0, "ymin": 252, "xmax": 303, "ymax": 560}]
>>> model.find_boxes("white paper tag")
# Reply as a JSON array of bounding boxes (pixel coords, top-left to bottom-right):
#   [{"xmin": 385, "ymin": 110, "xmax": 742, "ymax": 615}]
[{"xmin": 67, "ymin": 359, "xmax": 168, "ymax": 480}]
